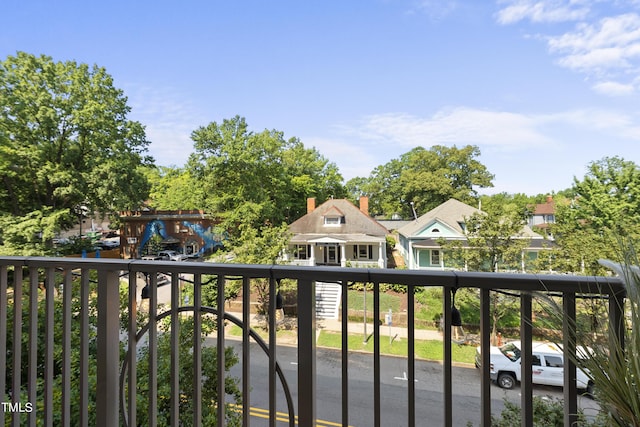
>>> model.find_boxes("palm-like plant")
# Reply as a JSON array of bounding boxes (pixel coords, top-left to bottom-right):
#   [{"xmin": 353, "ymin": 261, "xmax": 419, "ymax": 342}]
[
  {"xmin": 588, "ymin": 257, "xmax": 640, "ymax": 427},
  {"xmin": 539, "ymin": 250, "xmax": 640, "ymax": 426}
]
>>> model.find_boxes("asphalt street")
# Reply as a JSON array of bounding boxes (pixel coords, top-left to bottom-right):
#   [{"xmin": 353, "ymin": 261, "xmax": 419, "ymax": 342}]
[
  {"xmin": 134, "ymin": 274, "xmax": 600, "ymax": 426},
  {"xmin": 223, "ymin": 342, "xmax": 600, "ymax": 427}
]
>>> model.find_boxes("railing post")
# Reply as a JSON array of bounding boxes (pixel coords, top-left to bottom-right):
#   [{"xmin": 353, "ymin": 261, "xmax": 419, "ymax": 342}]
[
  {"xmin": 479, "ymin": 289, "xmax": 491, "ymax": 427},
  {"xmin": 609, "ymin": 288, "xmax": 625, "ymax": 351},
  {"xmin": 96, "ymin": 269, "xmax": 121, "ymax": 427},
  {"xmin": 520, "ymin": 293, "xmax": 533, "ymax": 427},
  {"xmin": 297, "ymin": 277, "xmax": 316, "ymax": 427},
  {"xmin": 443, "ymin": 286, "xmax": 452, "ymax": 427},
  {"xmin": 0, "ymin": 265, "xmax": 7, "ymax": 427},
  {"xmin": 562, "ymin": 292, "xmax": 578, "ymax": 427}
]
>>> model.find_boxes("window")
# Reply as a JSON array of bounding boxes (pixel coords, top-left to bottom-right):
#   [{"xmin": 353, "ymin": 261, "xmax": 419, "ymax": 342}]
[
  {"xmin": 545, "ymin": 355, "xmax": 563, "ymax": 368},
  {"xmin": 324, "ymin": 216, "xmax": 343, "ymax": 226},
  {"xmin": 295, "ymin": 245, "xmax": 310, "ymax": 260},
  {"xmin": 500, "ymin": 343, "xmax": 520, "ymax": 362},
  {"xmin": 431, "ymin": 250, "xmax": 440, "ymax": 265},
  {"xmin": 359, "ymin": 245, "xmax": 369, "ymax": 259},
  {"xmin": 532, "ymin": 355, "xmax": 541, "ymax": 366},
  {"xmin": 353, "ymin": 245, "xmax": 373, "ymax": 259}
]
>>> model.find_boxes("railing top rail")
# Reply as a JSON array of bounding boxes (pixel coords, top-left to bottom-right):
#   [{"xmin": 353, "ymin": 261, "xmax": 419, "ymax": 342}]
[{"xmin": 0, "ymin": 256, "xmax": 625, "ymax": 296}]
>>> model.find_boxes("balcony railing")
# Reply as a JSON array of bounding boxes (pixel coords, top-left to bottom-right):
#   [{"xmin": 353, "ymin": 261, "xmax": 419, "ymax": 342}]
[{"xmin": 0, "ymin": 256, "xmax": 626, "ymax": 427}]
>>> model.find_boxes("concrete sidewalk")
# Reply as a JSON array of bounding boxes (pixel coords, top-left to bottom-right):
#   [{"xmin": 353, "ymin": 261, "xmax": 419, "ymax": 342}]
[
  {"xmin": 319, "ymin": 317, "xmax": 443, "ymax": 341},
  {"xmin": 226, "ymin": 312, "xmax": 444, "ymax": 343}
]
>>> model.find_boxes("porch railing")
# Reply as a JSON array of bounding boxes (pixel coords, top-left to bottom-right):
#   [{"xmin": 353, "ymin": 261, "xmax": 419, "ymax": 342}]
[{"xmin": 0, "ymin": 256, "xmax": 625, "ymax": 427}]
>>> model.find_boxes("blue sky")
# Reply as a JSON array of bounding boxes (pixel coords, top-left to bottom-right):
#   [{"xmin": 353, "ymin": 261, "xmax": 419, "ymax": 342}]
[{"xmin": 2, "ymin": 1, "xmax": 640, "ymax": 196}]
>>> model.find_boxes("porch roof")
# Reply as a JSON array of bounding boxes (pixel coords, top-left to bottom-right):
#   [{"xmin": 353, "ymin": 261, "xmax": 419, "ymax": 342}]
[
  {"xmin": 411, "ymin": 237, "xmax": 555, "ymax": 250},
  {"xmin": 290, "ymin": 233, "xmax": 386, "ymax": 244}
]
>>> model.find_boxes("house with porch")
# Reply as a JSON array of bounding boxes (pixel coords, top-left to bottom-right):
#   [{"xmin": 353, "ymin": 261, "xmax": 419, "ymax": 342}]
[
  {"xmin": 397, "ymin": 198, "xmax": 552, "ymax": 271},
  {"xmin": 283, "ymin": 197, "xmax": 389, "ymax": 268}
]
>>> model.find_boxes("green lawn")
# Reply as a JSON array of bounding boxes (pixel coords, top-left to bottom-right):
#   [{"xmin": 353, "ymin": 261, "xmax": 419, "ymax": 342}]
[
  {"xmin": 347, "ymin": 290, "xmax": 402, "ymax": 312},
  {"xmin": 316, "ymin": 331, "xmax": 477, "ymax": 365},
  {"xmin": 228, "ymin": 324, "xmax": 477, "ymax": 364},
  {"xmin": 346, "ymin": 289, "xmax": 444, "ymax": 325}
]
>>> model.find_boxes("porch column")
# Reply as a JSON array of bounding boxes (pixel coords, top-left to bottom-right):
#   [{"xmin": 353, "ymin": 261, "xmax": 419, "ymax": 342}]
[
  {"xmin": 309, "ymin": 244, "xmax": 316, "ymax": 266},
  {"xmin": 340, "ymin": 243, "xmax": 346, "ymax": 267},
  {"xmin": 378, "ymin": 242, "xmax": 385, "ymax": 268}
]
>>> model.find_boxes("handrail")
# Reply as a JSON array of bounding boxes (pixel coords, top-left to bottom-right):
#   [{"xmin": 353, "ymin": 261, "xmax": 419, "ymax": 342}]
[{"xmin": 0, "ymin": 256, "xmax": 627, "ymax": 427}]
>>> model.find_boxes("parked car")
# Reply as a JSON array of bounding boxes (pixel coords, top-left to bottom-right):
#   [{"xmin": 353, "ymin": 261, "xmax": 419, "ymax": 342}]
[
  {"xmin": 94, "ymin": 239, "xmax": 119, "ymax": 249},
  {"xmin": 475, "ymin": 341, "xmax": 593, "ymax": 393},
  {"xmin": 157, "ymin": 250, "xmax": 187, "ymax": 261}
]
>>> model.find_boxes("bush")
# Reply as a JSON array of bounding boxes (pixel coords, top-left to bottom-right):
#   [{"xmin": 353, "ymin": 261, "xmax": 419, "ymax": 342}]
[{"xmin": 491, "ymin": 396, "xmax": 602, "ymax": 427}]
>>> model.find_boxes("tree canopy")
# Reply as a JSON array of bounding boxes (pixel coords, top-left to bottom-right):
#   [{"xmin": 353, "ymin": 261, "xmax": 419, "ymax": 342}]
[
  {"xmin": 145, "ymin": 166, "xmax": 203, "ymax": 211},
  {"xmin": 0, "ymin": 52, "xmax": 151, "ymax": 254},
  {"xmin": 438, "ymin": 194, "xmax": 532, "ymax": 272},
  {"xmin": 185, "ymin": 115, "xmax": 345, "ymax": 229},
  {"xmin": 550, "ymin": 156, "xmax": 640, "ymax": 274},
  {"xmin": 346, "ymin": 145, "xmax": 494, "ymax": 218}
]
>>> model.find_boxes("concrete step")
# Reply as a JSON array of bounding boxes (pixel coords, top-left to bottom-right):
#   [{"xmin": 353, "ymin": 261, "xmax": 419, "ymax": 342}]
[{"xmin": 315, "ymin": 282, "xmax": 342, "ymax": 319}]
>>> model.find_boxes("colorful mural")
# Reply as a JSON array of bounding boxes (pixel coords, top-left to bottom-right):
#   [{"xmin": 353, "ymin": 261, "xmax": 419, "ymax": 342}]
[
  {"xmin": 136, "ymin": 219, "xmax": 227, "ymax": 257},
  {"xmin": 138, "ymin": 219, "xmax": 169, "ymax": 257},
  {"xmin": 182, "ymin": 221, "xmax": 227, "ymax": 254}
]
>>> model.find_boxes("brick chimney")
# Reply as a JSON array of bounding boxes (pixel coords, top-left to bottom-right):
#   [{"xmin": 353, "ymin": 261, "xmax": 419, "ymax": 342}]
[
  {"xmin": 307, "ymin": 197, "xmax": 316, "ymax": 214},
  {"xmin": 359, "ymin": 196, "xmax": 369, "ymax": 216}
]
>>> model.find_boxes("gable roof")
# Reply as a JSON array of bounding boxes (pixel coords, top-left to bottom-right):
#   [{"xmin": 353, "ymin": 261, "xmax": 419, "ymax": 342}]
[
  {"xmin": 397, "ymin": 199, "xmax": 481, "ymax": 237},
  {"xmin": 398, "ymin": 198, "xmax": 546, "ymax": 244},
  {"xmin": 289, "ymin": 199, "xmax": 389, "ymax": 236},
  {"xmin": 533, "ymin": 200, "xmax": 555, "ymax": 215}
]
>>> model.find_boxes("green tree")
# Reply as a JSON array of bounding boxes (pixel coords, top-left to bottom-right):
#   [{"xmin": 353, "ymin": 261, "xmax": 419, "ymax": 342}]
[
  {"xmin": 460, "ymin": 197, "xmax": 531, "ymax": 273},
  {"xmin": 550, "ymin": 157, "xmax": 640, "ymax": 274},
  {"xmin": 222, "ymin": 222, "xmax": 291, "ymax": 321},
  {"xmin": 347, "ymin": 145, "xmax": 494, "ymax": 218},
  {"xmin": 439, "ymin": 196, "xmax": 531, "ymax": 343},
  {"xmin": 187, "ymin": 116, "xmax": 344, "ymax": 229},
  {"xmin": 145, "ymin": 166, "xmax": 204, "ymax": 210},
  {"xmin": 0, "ymin": 52, "xmax": 151, "ymax": 255}
]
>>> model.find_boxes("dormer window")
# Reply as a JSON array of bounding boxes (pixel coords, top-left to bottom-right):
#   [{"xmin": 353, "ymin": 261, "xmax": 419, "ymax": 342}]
[{"xmin": 324, "ymin": 216, "xmax": 344, "ymax": 226}]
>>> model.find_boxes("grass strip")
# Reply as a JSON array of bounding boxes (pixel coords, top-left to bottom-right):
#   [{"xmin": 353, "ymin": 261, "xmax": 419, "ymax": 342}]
[{"xmin": 317, "ymin": 331, "xmax": 477, "ymax": 364}]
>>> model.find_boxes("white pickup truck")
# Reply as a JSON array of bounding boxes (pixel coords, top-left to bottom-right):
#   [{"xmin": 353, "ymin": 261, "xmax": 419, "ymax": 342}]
[{"xmin": 475, "ymin": 341, "xmax": 593, "ymax": 394}]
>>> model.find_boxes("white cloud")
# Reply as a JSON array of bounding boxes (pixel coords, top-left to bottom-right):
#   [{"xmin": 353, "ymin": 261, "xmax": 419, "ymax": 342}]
[
  {"xmin": 495, "ymin": 2, "xmax": 640, "ymax": 98},
  {"xmin": 410, "ymin": 1, "xmax": 458, "ymax": 20},
  {"xmin": 310, "ymin": 106, "xmax": 640, "ymax": 192},
  {"xmin": 344, "ymin": 108, "xmax": 555, "ymax": 149},
  {"xmin": 496, "ymin": 0, "xmax": 591, "ymax": 25},
  {"xmin": 548, "ymin": 13, "xmax": 640, "ymax": 73},
  {"xmin": 592, "ymin": 80, "xmax": 636, "ymax": 95},
  {"xmin": 545, "ymin": 108, "xmax": 634, "ymax": 130},
  {"xmin": 125, "ymin": 84, "xmax": 206, "ymax": 167},
  {"xmin": 302, "ymin": 136, "xmax": 378, "ymax": 180}
]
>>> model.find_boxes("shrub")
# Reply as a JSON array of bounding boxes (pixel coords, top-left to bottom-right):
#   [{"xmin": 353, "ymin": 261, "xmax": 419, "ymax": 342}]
[{"xmin": 490, "ymin": 396, "xmax": 602, "ymax": 427}]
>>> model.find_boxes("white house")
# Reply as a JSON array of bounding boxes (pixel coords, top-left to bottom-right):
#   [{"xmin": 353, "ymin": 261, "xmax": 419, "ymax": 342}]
[{"xmin": 283, "ymin": 197, "xmax": 389, "ymax": 268}]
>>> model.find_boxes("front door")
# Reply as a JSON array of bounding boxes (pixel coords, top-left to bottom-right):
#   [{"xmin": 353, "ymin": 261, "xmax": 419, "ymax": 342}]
[{"xmin": 324, "ymin": 244, "xmax": 340, "ymax": 265}]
